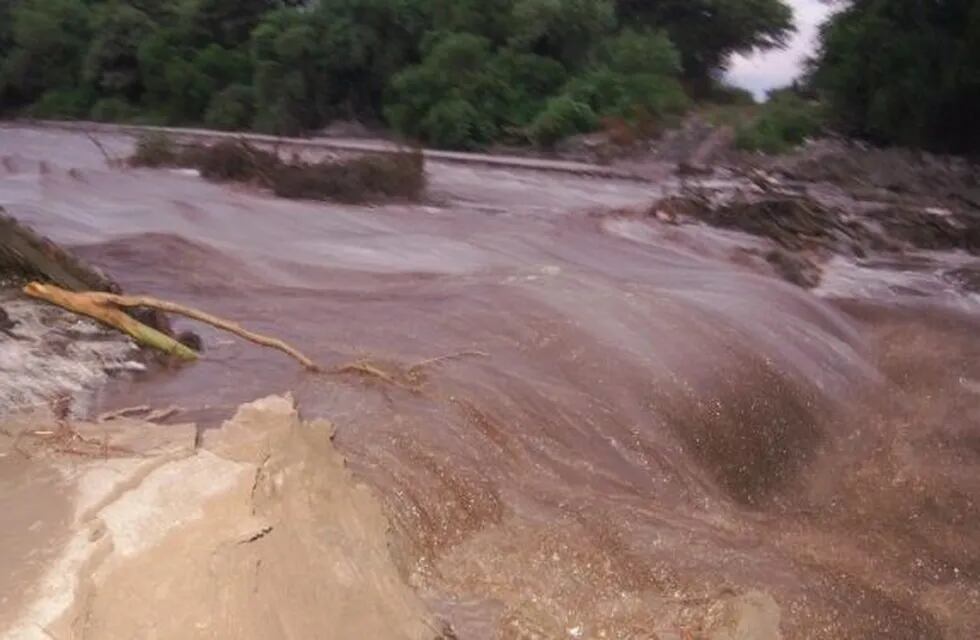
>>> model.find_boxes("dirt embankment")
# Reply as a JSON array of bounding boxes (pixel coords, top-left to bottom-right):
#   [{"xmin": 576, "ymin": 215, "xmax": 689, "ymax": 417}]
[{"xmin": 0, "ymin": 395, "xmax": 446, "ymax": 640}]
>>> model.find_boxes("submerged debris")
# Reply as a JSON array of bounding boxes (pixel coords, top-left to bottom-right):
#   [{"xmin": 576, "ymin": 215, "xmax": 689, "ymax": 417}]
[
  {"xmin": 129, "ymin": 134, "xmax": 427, "ymax": 204},
  {"xmin": 0, "ymin": 306, "xmax": 18, "ymax": 337},
  {"xmin": 649, "ymin": 181, "xmax": 980, "ymax": 289},
  {"xmin": 765, "ymin": 248, "xmax": 822, "ymax": 289}
]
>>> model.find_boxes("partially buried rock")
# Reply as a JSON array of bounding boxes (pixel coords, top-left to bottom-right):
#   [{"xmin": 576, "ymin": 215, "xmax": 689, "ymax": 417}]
[
  {"xmin": 945, "ymin": 266, "xmax": 980, "ymax": 293},
  {"xmin": 0, "ymin": 306, "xmax": 19, "ymax": 337},
  {"xmin": 129, "ymin": 307, "xmax": 173, "ymax": 336},
  {"xmin": 765, "ymin": 249, "xmax": 822, "ymax": 289},
  {"xmin": 177, "ymin": 330, "xmax": 203, "ymax": 353}
]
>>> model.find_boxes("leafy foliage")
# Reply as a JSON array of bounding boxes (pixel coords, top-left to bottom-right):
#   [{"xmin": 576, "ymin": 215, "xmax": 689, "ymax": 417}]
[
  {"xmin": 613, "ymin": 0, "xmax": 794, "ymax": 86},
  {"xmin": 527, "ymin": 96, "xmax": 597, "ymax": 147},
  {"xmin": 812, "ymin": 0, "xmax": 980, "ymax": 154},
  {"xmin": 84, "ymin": 3, "xmax": 157, "ymax": 99},
  {"xmin": 1, "ymin": 0, "xmax": 92, "ymax": 104},
  {"xmin": 385, "ymin": 34, "xmax": 506, "ymax": 148},
  {"xmin": 565, "ymin": 29, "xmax": 688, "ymax": 119},
  {"xmin": 27, "ymin": 88, "xmax": 95, "ymax": 118},
  {"xmin": 734, "ymin": 94, "xmax": 823, "ymax": 154},
  {"xmin": 509, "ymin": 0, "xmax": 616, "ymax": 67},
  {"xmin": 204, "ymin": 84, "xmax": 255, "ymax": 130},
  {"xmin": 90, "ymin": 97, "xmax": 138, "ymax": 122},
  {"xmin": 1, "ymin": 0, "xmax": 800, "ymax": 148}
]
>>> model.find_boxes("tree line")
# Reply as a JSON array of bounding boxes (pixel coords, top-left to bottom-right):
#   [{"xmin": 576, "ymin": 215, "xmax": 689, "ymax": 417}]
[
  {"xmin": 810, "ymin": 0, "xmax": 980, "ymax": 155},
  {"xmin": 0, "ymin": 0, "xmax": 793, "ymax": 148},
  {"xmin": 1, "ymin": 0, "xmax": 975, "ymax": 154}
]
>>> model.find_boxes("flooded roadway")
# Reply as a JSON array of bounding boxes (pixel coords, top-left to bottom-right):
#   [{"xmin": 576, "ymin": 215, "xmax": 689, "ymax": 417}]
[{"xmin": 2, "ymin": 126, "xmax": 979, "ymax": 639}]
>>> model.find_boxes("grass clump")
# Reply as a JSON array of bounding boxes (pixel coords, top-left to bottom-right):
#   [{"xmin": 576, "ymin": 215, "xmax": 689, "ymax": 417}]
[
  {"xmin": 272, "ymin": 151, "xmax": 426, "ymax": 203},
  {"xmin": 27, "ymin": 89, "xmax": 93, "ymax": 119},
  {"xmin": 128, "ymin": 132, "xmax": 180, "ymax": 167},
  {"xmin": 735, "ymin": 94, "xmax": 824, "ymax": 154},
  {"xmin": 90, "ymin": 98, "xmax": 137, "ymax": 123},
  {"xmin": 128, "ymin": 134, "xmax": 426, "ymax": 203},
  {"xmin": 190, "ymin": 139, "xmax": 280, "ymax": 182}
]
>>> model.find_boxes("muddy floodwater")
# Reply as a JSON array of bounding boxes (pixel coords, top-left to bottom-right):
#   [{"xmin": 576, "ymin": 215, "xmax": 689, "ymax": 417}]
[{"xmin": 2, "ymin": 126, "xmax": 979, "ymax": 639}]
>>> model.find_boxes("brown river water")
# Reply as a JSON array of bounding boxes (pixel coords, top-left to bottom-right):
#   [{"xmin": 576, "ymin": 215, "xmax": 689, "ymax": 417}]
[{"xmin": 2, "ymin": 127, "xmax": 979, "ymax": 638}]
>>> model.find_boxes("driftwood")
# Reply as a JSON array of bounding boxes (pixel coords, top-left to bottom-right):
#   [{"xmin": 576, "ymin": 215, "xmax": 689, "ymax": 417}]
[
  {"xmin": 24, "ymin": 283, "xmax": 198, "ymax": 360},
  {"xmin": 23, "ymin": 282, "xmax": 320, "ymax": 371}
]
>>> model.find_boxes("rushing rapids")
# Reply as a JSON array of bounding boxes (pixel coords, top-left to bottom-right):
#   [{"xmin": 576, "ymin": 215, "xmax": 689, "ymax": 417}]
[{"xmin": 1, "ymin": 126, "xmax": 978, "ymax": 639}]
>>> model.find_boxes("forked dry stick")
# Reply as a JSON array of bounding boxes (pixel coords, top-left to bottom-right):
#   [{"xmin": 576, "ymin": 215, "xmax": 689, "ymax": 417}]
[
  {"xmin": 84, "ymin": 131, "xmax": 123, "ymax": 167},
  {"xmin": 24, "ymin": 282, "xmax": 320, "ymax": 371}
]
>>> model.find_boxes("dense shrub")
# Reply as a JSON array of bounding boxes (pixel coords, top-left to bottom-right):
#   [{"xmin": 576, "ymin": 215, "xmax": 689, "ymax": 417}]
[
  {"xmin": 190, "ymin": 140, "xmax": 280, "ymax": 182},
  {"xmin": 204, "ymin": 84, "xmax": 255, "ymax": 131},
  {"xmin": 562, "ymin": 30, "xmax": 689, "ymax": 121},
  {"xmin": 89, "ymin": 97, "xmax": 137, "ymax": 122},
  {"xmin": 2, "ymin": 0, "xmax": 806, "ymax": 149},
  {"xmin": 385, "ymin": 34, "xmax": 506, "ymax": 149},
  {"xmin": 704, "ymin": 83, "xmax": 757, "ymax": 106},
  {"xmin": 811, "ymin": 0, "xmax": 980, "ymax": 153},
  {"xmin": 527, "ymin": 96, "xmax": 598, "ymax": 147},
  {"xmin": 272, "ymin": 150, "xmax": 426, "ymax": 203},
  {"xmin": 26, "ymin": 89, "xmax": 93, "ymax": 119},
  {"xmin": 418, "ymin": 98, "xmax": 498, "ymax": 150},
  {"xmin": 613, "ymin": 0, "xmax": 794, "ymax": 87},
  {"xmin": 128, "ymin": 131, "xmax": 180, "ymax": 167},
  {"xmin": 735, "ymin": 94, "xmax": 824, "ymax": 154}
]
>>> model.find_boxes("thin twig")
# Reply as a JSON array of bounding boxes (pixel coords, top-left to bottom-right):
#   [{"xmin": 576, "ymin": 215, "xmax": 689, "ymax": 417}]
[
  {"xmin": 334, "ymin": 361, "xmax": 404, "ymax": 387},
  {"xmin": 144, "ymin": 406, "xmax": 179, "ymax": 422},
  {"xmin": 98, "ymin": 405, "xmax": 151, "ymax": 422},
  {"xmin": 84, "ymin": 132, "xmax": 121, "ymax": 167},
  {"xmin": 409, "ymin": 350, "xmax": 488, "ymax": 373}
]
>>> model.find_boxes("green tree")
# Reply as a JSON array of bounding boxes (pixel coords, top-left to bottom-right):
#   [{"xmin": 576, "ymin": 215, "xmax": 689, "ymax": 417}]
[
  {"xmin": 385, "ymin": 32, "xmax": 572, "ymax": 148},
  {"xmin": 0, "ymin": 0, "xmax": 798, "ymax": 148},
  {"xmin": 427, "ymin": 0, "xmax": 517, "ymax": 44},
  {"xmin": 487, "ymin": 49, "xmax": 568, "ymax": 124},
  {"xmin": 251, "ymin": 10, "xmax": 326, "ymax": 134},
  {"xmin": 385, "ymin": 33, "xmax": 503, "ymax": 148},
  {"xmin": 0, "ymin": 1, "xmax": 13, "ymax": 55},
  {"xmin": 527, "ymin": 95, "xmax": 597, "ymax": 146},
  {"xmin": 0, "ymin": 0, "xmax": 92, "ymax": 105},
  {"xmin": 85, "ymin": 2, "xmax": 158, "ymax": 99},
  {"xmin": 312, "ymin": 0, "xmax": 432, "ymax": 119},
  {"xmin": 812, "ymin": 0, "xmax": 980, "ymax": 153},
  {"xmin": 564, "ymin": 29, "xmax": 688, "ymax": 119},
  {"xmin": 509, "ymin": 0, "xmax": 616, "ymax": 68},
  {"xmin": 614, "ymin": 0, "xmax": 794, "ymax": 84},
  {"xmin": 204, "ymin": 83, "xmax": 255, "ymax": 130},
  {"xmin": 186, "ymin": 0, "xmax": 279, "ymax": 48}
]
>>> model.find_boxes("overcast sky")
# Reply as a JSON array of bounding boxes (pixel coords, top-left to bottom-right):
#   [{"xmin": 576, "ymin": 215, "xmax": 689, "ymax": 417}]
[{"xmin": 726, "ymin": 0, "xmax": 834, "ymax": 100}]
